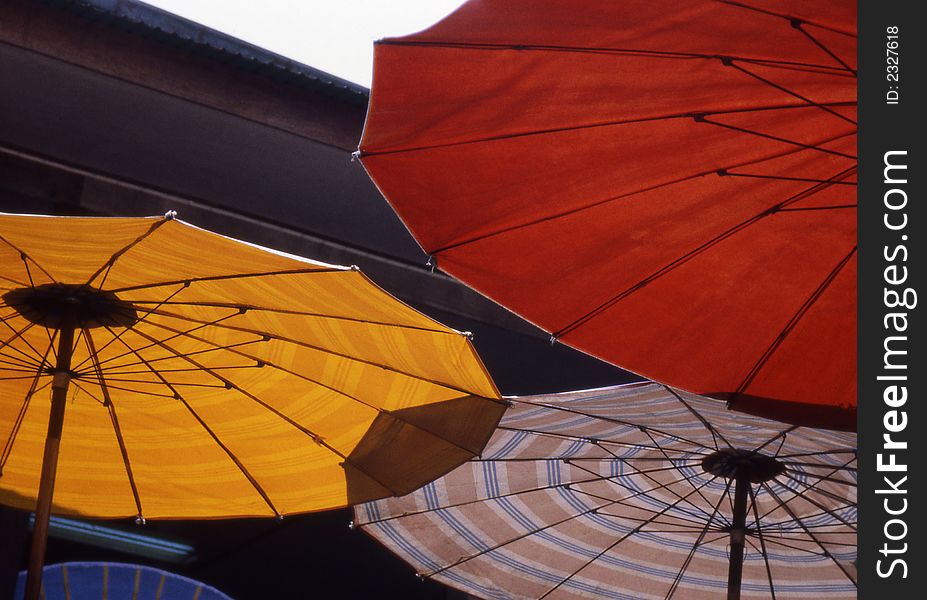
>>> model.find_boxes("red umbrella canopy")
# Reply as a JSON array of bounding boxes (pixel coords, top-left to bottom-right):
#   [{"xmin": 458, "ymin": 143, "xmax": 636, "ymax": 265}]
[{"xmin": 359, "ymin": 0, "xmax": 857, "ymax": 430}]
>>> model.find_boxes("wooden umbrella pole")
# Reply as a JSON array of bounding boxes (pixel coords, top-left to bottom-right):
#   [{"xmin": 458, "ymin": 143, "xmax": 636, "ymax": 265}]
[
  {"xmin": 727, "ymin": 476, "xmax": 750, "ymax": 600},
  {"xmin": 24, "ymin": 312, "xmax": 76, "ymax": 600}
]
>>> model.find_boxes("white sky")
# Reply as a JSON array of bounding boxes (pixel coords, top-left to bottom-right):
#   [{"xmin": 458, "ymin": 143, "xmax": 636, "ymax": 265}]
[{"xmin": 143, "ymin": 0, "xmax": 467, "ymax": 87}]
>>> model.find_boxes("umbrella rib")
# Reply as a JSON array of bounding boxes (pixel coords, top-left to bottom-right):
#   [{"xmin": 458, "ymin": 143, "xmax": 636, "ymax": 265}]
[
  {"xmin": 0, "ymin": 353, "xmax": 42, "ymax": 371},
  {"xmin": 83, "ymin": 328, "xmax": 144, "ymax": 520},
  {"xmin": 82, "ymin": 308, "xmax": 245, "ymax": 373},
  {"xmin": 748, "ymin": 485, "xmax": 778, "ymax": 600},
  {"xmin": 661, "ymin": 386, "xmax": 732, "ymax": 450},
  {"xmin": 756, "ymin": 456, "xmax": 856, "ymax": 521},
  {"xmin": 664, "ymin": 478, "xmax": 732, "ymax": 600},
  {"xmin": 777, "ymin": 448, "xmax": 857, "ymax": 459},
  {"xmin": 512, "ymin": 400, "xmax": 717, "ymax": 452},
  {"xmin": 0, "ymin": 235, "xmax": 56, "ymax": 285},
  {"xmin": 103, "ymin": 328, "xmax": 281, "ymax": 517},
  {"xmin": 426, "ymin": 473, "xmax": 717, "ymax": 580},
  {"xmin": 721, "ymin": 171, "xmax": 855, "ymax": 186},
  {"xmin": 375, "ymin": 39, "xmax": 853, "ymax": 72},
  {"xmin": 754, "ymin": 425, "xmax": 799, "ymax": 454},
  {"xmin": 732, "ymin": 246, "xmax": 856, "ymax": 399},
  {"xmin": 132, "ymin": 303, "xmax": 456, "ymax": 336},
  {"xmin": 138, "ymin": 310, "xmax": 497, "ymax": 404},
  {"xmin": 727, "ymin": 61, "xmax": 857, "ymax": 125},
  {"xmin": 536, "ymin": 475, "xmax": 720, "ymax": 599},
  {"xmin": 358, "ymin": 465, "xmax": 692, "ymax": 526},
  {"xmin": 114, "ymin": 324, "xmax": 425, "ymax": 497},
  {"xmin": 554, "ymin": 166, "xmax": 856, "ymax": 339},
  {"xmin": 759, "ymin": 482, "xmax": 857, "ymax": 585},
  {"xmin": 717, "ymin": 0, "xmax": 856, "ymax": 37},
  {"xmin": 70, "ymin": 282, "xmax": 190, "ymax": 373},
  {"xmin": 792, "ymin": 22, "xmax": 856, "ymax": 74},
  {"xmin": 495, "ymin": 425, "xmax": 711, "ymax": 456},
  {"xmin": 84, "ymin": 217, "xmax": 170, "ymax": 289},
  {"xmin": 92, "ymin": 338, "xmax": 265, "ymax": 376},
  {"xmin": 574, "ymin": 478, "xmax": 725, "ymax": 530},
  {"xmin": 640, "ymin": 426, "xmax": 727, "ymax": 521},
  {"xmin": 108, "ymin": 267, "xmax": 347, "ymax": 294},
  {"xmin": 701, "ymin": 117, "xmax": 856, "ymax": 159},
  {"xmin": 360, "ymin": 100, "xmax": 855, "ymax": 159},
  {"xmin": 775, "ymin": 472, "xmax": 858, "ymax": 529},
  {"xmin": 0, "ymin": 317, "xmax": 48, "ymax": 367},
  {"xmin": 777, "ymin": 203, "xmax": 856, "ymax": 211},
  {"xmin": 783, "ymin": 467, "xmax": 856, "ymax": 487},
  {"xmin": 568, "ymin": 458, "xmax": 720, "ymax": 524},
  {"xmin": 0, "ymin": 336, "xmax": 54, "ymax": 473},
  {"xmin": 422, "ymin": 128, "xmax": 854, "ymax": 256}
]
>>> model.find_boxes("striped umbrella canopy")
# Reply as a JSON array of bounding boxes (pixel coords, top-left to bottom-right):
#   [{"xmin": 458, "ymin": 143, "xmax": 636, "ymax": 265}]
[
  {"xmin": 15, "ymin": 562, "xmax": 231, "ymax": 600},
  {"xmin": 358, "ymin": 0, "xmax": 857, "ymax": 430},
  {"xmin": 0, "ymin": 212, "xmax": 503, "ymax": 600},
  {"xmin": 355, "ymin": 383, "xmax": 857, "ymax": 599}
]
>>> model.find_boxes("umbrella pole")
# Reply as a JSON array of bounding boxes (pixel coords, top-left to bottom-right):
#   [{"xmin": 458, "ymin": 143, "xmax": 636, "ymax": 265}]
[
  {"xmin": 727, "ymin": 476, "xmax": 749, "ymax": 600},
  {"xmin": 23, "ymin": 314, "xmax": 76, "ymax": 600}
]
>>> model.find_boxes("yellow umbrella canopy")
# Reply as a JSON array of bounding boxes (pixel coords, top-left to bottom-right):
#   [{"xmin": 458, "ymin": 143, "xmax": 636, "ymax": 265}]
[{"xmin": 0, "ymin": 212, "xmax": 504, "ymax": 517}]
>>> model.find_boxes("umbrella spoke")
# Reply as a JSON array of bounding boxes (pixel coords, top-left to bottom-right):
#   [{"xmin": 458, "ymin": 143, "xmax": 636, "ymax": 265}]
[
  {"xmin": 718, "ymin": 0, "xmax": 856, "ymax": 38},
  {"xmin": 84, "ymin": 218, "xmax": 168, "ymax": 289},
  {"xmin": 360, "ymin": 465, "xmax": 698, "ymax": 527},
  {"xmin": 70, "ymin": 282, "xmax": 191, "ymax": 373},
  {"xmin": 424, "ymin": 126, "xmax": 856, "ymax": 258},
  {"xmin": 83, "ymin": 308, "xmax": 246, "ymax": 373},
  {"xmin": 104, "ymin": 326, "xmax": 282, "ymax": 517},
  {"xmin": 554, "ymin": 166, "xmax": 857, "ymax": 340},
  {"xmin": 567, "ymin": 459, "xmax": 720, "ymax": 525},
  {"xmin": 640, "ymin": 426, "xmax": 726, "ymax": 522},
  {"xmin": 513, "ymin": 400, "xmax": 717, "ymax": 453},
  {"xmin": 757, "ymin": 455, "xmax": 857, "ymax": 522},
  {"xmin": 749, "ymin": 485, "xmax": 778, "ymax": 600},
  {"xmin": 725, "ymin": 61, "xmax": 856, "ymax": 125},
  {"xmin": 83, "ymin": 328, "xmax": 144, "ymax": 520},
  {"xmin": 108, "ymin": 267, "xmax": 346, "ymax": 294},
  {"xmin": 783, "ymin": 467, "xmax": 856, "ymax": 487},
  {"xmin": 664, "ymin": 478, "xmax": 732, "ymax": 599},
  {"xmin": 701, "ymin": 117, "xmax": 856, "ymax": 159},
  {"xmin": 0, "ymin": 316, "xmax": 49, "ymax": 367},
  {"xmin": 754, "ymin": 425, "xmax": 797, "ymax": 455},
  {"xmin": 134, "ymin": 303, "xmax": 455, "ymax": 335},
  {"xmin": 0, "ymin": 235, "xmax": 56, "ymax": 285},
  {"xmin": 791, "ymin": 23, "xmax": 856, "ymax": 74},
  {"xmin": 722, "ymin": 171, "xmax": 855, "ymax": 186},
  {"xmin": 119, "ymin": 323, "xmax": 424, "ymax": 497},
  {"xmin": 536, "ymin": 475, "xmax": 720, "ymax": 599},
  {"xmin": 140, "ymin": 314, "xmax": 500, "ymax": 405},
  {"xmin": 495, "ymin": 425, "xmax": 709, "ymax": 457},
  {"xmin": 375, "ymin": 39, "xmax": 851, "ymax": 77},
  {"xmin": 662, "ymin": 386, "xmax": 730, "ymax": 450},
  {"xmin": 774, "ymin": 472, "xmax": 857, "ymax": 530},
  {"xmin": 734, "ymin": 246, "xmax": 856, "ymax": 400},
  {"xmin": 776, "ymin": 449, "xmax": 857, "ymax": 459},
  {"xmin": 760, "ymin": 482, "xmax": 857, "ymax": 585},
  {"xmin": 0, "ymin": 335, "xmax": 55, "ymax": 473}
]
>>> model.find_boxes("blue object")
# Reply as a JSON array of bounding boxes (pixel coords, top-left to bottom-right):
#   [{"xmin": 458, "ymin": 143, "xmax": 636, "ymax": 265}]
[{"xmin": 15, "ymin": 562, "xmax": 232, "ymax": 600}]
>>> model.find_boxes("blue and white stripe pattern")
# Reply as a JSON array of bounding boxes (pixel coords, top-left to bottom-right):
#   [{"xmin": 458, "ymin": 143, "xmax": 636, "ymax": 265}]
[{"xmin": 356, "ymin": 383, "xmax": 856, "ymax": 599}]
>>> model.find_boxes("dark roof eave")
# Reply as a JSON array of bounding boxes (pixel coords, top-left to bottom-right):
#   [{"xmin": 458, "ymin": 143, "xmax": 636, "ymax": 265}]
[{"xmin": 44, "ymin": 0, "xmax": 370, "ymax": 106}]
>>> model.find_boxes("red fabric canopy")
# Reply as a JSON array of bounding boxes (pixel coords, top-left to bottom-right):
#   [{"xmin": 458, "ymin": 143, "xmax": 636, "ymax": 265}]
[{"xmin": 360, "ymin": 0, "xmax": 857, "ymax": 430}]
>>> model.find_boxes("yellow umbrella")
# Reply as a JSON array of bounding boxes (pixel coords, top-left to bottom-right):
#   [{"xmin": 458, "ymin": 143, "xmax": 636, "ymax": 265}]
[{"xmin": 0, "ymin": 212, "xmax": 504, "ymax": 600}]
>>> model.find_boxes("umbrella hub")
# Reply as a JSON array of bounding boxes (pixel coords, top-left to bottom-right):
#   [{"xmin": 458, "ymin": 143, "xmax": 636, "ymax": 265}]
[
  {"xmin": 701, "ymin": 448, "xmax": 784, "ymax": 483},
  {"xmin": 3, "ymin": 283, "xmax": 139, "ymax": 329}
]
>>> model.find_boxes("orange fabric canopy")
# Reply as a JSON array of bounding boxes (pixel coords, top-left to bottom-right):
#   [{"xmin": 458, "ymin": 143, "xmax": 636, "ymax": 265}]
[{"xmin": 360, "ymin": 0, "xmax": 857, "ymax": 430}]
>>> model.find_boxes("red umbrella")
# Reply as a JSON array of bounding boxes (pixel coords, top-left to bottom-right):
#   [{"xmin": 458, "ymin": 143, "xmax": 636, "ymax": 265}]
[{"xmin": 358, "ymin": 0, "xmax": 857, "ymax": 430}]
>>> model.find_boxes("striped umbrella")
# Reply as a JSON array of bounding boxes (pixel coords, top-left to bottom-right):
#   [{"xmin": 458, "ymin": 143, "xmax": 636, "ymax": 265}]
[
  {"xmin": 15, "ymin": 562, "xmax": 231, "ymax": 600},
  {"xmin": 355, "ymin": 383, "xmax": 856, "ymax": 599}
]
